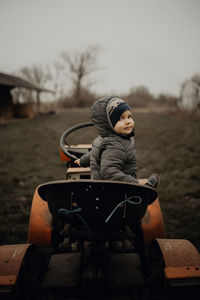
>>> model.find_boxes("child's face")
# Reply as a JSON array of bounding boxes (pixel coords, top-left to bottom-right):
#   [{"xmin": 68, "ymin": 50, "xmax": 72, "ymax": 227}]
[{"xmin": 114, "ymin": 110, "xmax": 134, "ymax": 135}]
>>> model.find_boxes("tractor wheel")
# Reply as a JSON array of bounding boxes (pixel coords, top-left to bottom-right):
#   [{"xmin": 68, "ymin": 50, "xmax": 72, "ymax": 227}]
[
  {"xmin": 15, "ymin": 245, "xmax": 52, "ymax": 300},
  {"xmin": 146, "ymin": 240, "xmax": 166, "ymax": 300}
]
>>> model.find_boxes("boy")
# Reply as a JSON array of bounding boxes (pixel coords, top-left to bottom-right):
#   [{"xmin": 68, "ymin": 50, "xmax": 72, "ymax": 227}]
[{"xmin": 75, "ymin": 96, "xmax": 159, "ymax": 188}]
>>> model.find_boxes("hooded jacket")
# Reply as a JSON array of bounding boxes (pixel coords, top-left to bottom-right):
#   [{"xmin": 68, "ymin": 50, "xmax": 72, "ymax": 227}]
[{"xmin": 81, "ymin": 96, "xmax": 138, "ymax": 183}]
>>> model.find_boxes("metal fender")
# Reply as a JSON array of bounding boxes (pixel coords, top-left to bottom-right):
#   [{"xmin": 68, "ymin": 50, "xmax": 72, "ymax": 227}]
[
  {"xmin": 155, "ymin": 238, "xmax": 200, "ymax": 279},
  {"xmin": 28, "ymin": 186, "xmax": 52, "ymax": 246},
  {"xmin": 142, "ymin": 197, "xmax": 165, "ymax": 243},
  {"xmin": 148, "ymin": 239, "xmax": 200, "ymax": 299},
  {"xmin": 154, "ymin": 238, "xmax": 200, "ymax": 298},
  {"xmin": 0, "ymin": 244, "xmax": 31, "ymax": 294}
]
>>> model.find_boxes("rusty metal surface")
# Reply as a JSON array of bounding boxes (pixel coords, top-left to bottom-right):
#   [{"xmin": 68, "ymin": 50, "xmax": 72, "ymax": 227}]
[
  {"xmin": 60, "ymin": 148, "xmax": 71, "ymax": 162},
  {"xmin": 156, "ymin": 238, "xmax": 200, "ymax": 279},
  {"xmin": 165, "ymin": 266, "xmax": 200, "ymax": 279},
  {"xmin": 66, "ymin": 167, "xmax": 91, "ymax": 174},
  {"xmin": 0, "ymin": 244, "xmax": 31, "ymax": 287},
  {"xmin": 28, "ymin": 187, "xmax": 52, "ymax": 246},
  {"xmin": 66, "ymin": 167, "xmax": 91, "ymax": 180}
]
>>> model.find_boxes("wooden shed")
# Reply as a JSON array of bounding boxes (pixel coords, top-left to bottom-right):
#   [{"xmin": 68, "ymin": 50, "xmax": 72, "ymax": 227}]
[{"xmin": 0, "ymin": 72, "xmax": 53, "ymax": 119}]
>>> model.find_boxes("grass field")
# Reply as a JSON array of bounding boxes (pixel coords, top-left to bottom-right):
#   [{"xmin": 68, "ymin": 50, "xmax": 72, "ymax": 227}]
[{"xmin": 0, "ymin": 109, "xmax": 200, "ymax": 251}]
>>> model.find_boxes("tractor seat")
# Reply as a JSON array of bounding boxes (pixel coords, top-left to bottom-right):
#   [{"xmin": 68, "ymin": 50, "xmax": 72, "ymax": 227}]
[{"xmin": 38, "ymin": 180, "xmax": 157, "ymax": 233}]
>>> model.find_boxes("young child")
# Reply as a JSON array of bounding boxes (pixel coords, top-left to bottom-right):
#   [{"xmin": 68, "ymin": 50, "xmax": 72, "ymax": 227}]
[{"xmin": 75, "ymin": 96, "xmax": 159, "ymax": 188}]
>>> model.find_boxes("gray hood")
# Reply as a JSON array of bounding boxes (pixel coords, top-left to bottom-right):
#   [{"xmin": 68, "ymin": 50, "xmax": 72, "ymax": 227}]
[
  {"xmin": 90, "ymin": 96, "xmax": 120, "ymax": 137},
  {"xmin": 90, "ymin": 96, "xmax": 134, "ymax": 138}
]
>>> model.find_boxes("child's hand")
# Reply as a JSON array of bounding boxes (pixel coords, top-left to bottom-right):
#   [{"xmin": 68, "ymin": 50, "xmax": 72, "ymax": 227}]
[{"xmin": 74, "ymin": 159, "xmax": 81, "ymax": 166}]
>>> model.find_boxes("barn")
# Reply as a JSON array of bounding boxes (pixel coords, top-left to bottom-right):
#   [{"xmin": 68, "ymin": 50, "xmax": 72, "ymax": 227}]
[{"xmin": 0, "ymin": 72, "xmax": 53, "ymax": 119}]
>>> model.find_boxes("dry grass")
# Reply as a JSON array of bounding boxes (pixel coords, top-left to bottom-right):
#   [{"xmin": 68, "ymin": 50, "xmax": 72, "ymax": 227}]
[{"xmin": 0, "ymin": 109, "xmax": 199, "ymax": 251}]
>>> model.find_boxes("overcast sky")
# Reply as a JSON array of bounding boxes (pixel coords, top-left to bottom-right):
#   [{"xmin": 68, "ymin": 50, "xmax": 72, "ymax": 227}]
[{"xmin": 0, "ymin": 0, "xmax": 200, "ymax": 97}]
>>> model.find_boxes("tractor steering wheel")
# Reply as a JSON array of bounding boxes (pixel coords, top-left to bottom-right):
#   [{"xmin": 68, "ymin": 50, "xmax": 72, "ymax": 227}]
[{"xmin": 60, "ymin": 122, "xmax": 93, "ymax": 161}]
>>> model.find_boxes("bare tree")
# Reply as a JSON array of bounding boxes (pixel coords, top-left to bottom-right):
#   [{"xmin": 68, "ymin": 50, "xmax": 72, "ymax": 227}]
[
  {"xmin": 192, "ymin": 73, "xmax": 200, "ymax": 85},
  {"xmin": 61, "ymin": 45, "xmax": 100, "ymax": 107},
  {"xmin": 50, "ymin": 61, "xmax": 65, "ymax": 101},
  {"xmin": 18, "ymin": 64, "xmax": 52, "ymax": 114}
]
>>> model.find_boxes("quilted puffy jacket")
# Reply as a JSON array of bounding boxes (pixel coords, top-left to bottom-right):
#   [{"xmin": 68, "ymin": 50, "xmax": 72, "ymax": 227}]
[{"xmin": 80, "ymin": 96, "xmax": 138, "ymax": 183}]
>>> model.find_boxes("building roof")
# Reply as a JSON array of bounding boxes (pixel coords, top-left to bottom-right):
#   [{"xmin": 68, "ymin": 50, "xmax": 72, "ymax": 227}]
[{"xmin": 0, "ymin": 72, "xmax": 54, "ymax": 93}]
